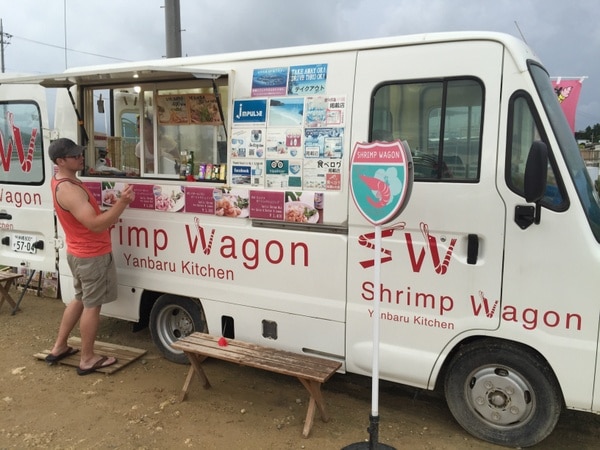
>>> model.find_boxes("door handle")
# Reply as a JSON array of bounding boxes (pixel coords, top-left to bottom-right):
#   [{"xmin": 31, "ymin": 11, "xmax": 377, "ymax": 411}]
[{"xmin": 467, "ymin": 234, "xmax": 479, "ymax": 265}]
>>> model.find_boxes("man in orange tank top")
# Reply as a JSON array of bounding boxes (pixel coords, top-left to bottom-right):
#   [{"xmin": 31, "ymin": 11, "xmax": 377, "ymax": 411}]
[{"xmin": 45, "ymin": 138, "xmax": 135, "ymax": 375}]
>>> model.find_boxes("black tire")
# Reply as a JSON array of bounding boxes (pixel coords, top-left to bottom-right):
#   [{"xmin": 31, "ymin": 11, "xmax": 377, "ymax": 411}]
[
  {"xmin": 149, "ymin": 294, "xmax": 206, "ymax": 364},
  {"xmin": 444, "ymin": 339, "xmax": 562, "ymax": 448}
]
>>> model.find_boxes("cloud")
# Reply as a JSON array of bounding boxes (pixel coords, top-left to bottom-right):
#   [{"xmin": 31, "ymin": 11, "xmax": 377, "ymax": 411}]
[{"xmin": 1, "ymin": 0, "xmax": 599, "ymax": 128}]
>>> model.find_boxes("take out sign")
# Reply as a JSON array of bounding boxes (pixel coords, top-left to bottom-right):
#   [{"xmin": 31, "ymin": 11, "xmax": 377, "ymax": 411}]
[{"xmin": 350, "ymin": 140, "xmax": 413, "ymax": 225}]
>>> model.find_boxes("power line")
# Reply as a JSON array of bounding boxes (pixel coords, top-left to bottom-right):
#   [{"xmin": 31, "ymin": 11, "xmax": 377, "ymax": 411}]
[{"xmin": 10, "ymin": 33, "xmax": 131, "ymax": 63}]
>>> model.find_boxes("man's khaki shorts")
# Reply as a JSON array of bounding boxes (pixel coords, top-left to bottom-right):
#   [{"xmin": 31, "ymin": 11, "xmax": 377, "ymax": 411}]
[{"xmin": 67, "ymin": 252, "xmax": 118, "ymax": 308}]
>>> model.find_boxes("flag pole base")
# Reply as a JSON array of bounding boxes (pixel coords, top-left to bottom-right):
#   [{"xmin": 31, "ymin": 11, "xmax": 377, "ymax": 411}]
[{"xmin": 342, "ymin": 414, "xmax": 396, "ymax": 450}]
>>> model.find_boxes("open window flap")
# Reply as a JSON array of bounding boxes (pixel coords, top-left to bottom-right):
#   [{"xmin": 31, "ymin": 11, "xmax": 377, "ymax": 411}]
[{"xmin": 0, "ymin": 65, "xmax": 230, "ymax": 88}]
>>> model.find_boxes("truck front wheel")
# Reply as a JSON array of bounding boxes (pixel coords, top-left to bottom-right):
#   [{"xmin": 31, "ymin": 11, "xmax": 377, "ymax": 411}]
[
  {"xmin": 149, "ymin": 295, "xmax": 206, "ymax": 364},
  {"xmin": 444, "ymin": 339, "xmax": 562, "ymax": 448}
]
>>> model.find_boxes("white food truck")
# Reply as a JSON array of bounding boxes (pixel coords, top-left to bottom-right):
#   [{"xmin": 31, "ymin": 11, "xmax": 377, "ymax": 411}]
[{"xmin": 1, "ymin": 32, "xmax": 599, "ymax": 447}]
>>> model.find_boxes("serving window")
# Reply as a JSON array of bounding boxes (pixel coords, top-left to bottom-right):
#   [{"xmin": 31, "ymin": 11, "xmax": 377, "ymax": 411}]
[{"xmin": 85, "ymin": 79, "xmax": 228, "ymax": 180}]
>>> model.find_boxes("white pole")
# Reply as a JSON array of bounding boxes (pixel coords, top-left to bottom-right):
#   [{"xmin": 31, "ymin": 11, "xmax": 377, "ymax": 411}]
[
  {"xmin": 371, "ymin": 224, "xmax": 382, "ymax": 416},
  {"xmin": 63, "ymin": 0, "xmax": 68, "ymax": 69}
]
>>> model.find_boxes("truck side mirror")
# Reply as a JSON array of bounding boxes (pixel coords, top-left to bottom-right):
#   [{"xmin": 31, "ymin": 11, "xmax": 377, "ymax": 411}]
[{"xmin": 523, "ymin": 141, "xmax": 548, "ymax": 225}]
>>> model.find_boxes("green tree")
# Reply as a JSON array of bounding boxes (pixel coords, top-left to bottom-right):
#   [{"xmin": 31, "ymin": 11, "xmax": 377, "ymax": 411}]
[{"xmin": 576, "ymin": 124, "xmax": 600, "ymax": 142}]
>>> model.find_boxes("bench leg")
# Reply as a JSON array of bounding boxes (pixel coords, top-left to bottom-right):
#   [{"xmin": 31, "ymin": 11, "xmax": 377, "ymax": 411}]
[
  {"xmin": 298, "ymin": 378, "xmax": 329, "ymax": 438},
  {"xmin": 180, "ymin": 366, "xmax": 195, "ymax": 402},
  {"xmin": 0, "ymin": 280, "xmax": 18, "ymax": 312},
  {"xmin": 12, "ymin": 270, "xmax": 36, "ymax": 315},
  {"xmin": 179, "ymin": 352, "xmax": 211, "ymax": 402}
]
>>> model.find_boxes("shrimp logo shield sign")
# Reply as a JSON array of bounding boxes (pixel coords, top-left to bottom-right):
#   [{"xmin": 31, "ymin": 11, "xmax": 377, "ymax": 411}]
[{"xmin": 350, "ymin": 140, "xmax": 413, "ymax": 225}]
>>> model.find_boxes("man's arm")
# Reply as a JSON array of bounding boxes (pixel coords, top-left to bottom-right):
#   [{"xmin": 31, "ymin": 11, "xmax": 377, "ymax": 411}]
[{"xmin": 56, "ymin": 183, "xmax": 134, "ymax": 233}]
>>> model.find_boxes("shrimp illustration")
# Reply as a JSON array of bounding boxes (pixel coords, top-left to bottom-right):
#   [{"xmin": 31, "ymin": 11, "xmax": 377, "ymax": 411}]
[
  {"xmin": 480, "ymin": 290, "xmax": 499, "ymax": 318},
  {"xmin": 359, "ymin": 174, "xmax": 391, "ymax": 208},
  {"xmin": 421, "ymin": 222, "xmax": 456, "ymax": 275},
  {"xmin": 358, "ymin": 223, "xmax": 406, "ymax": 268},
  {"xmin": 194, "ymin": 216, "xmax": 215, "ymax": 255}
]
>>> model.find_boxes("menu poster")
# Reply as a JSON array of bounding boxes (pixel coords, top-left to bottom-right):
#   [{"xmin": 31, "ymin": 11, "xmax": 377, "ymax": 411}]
[
  {"xmin": 96, "ymin": 182, "xmax": 159, "ymax": 210},
  {"xmin": 214, "ymin": 188, "xmax": 250, "ymax": 218},
  {"xmin": 185, "ymin": 186, "xmax": 215, "ymax": 214},
  {"xmin": 153, "ymin": 185, "xmax": 185, "ymax": 212},
  {"xmin": 249, "ymin": 189, "xmax": 284, "ymax": 220},
  {"xmin": 247, "ymin": 190, "xmax": 323, "ymax": 223},
  {"xmin": 130, "ymin": 184, "xmax": 157, "ymax": 210},
  {"xmin": 97, "ymin": 182, "xmax": 153, "ymax": 210},
  {"xmin": 157, "ymin": 95, "xmax": 188, "ymax": 124},
  {"xmin": 84, "ymin": 181, "xmax": 102, "ymax": 205},
  {"xmin": 158, "ymin": 94, "xmax": 223, "ymax": 126},
  {"xmin": 90, "ymin": 178, "xmax": 327, "ymax": 224},
  {"xmin": 188, "ymin": 94, "xmax": 222, "ymax": 125},
  {"xmin": 284, "ymin": 191, "xmax": 322, "ymax": 224}
]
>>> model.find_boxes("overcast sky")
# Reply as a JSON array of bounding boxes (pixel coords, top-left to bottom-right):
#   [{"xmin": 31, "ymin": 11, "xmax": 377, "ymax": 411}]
[{"xmin": 1, "ymin": 0, "xmax": 599, "ymax": 130}]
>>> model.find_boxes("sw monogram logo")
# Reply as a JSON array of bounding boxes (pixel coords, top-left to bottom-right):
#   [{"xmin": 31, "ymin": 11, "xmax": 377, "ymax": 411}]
[
  {"xmin": 358, "ymin": 221, "xmax": 457, "ymax": 274},
  {"xmin": 0, "ymin": 112, "xmax": 38, "ymax": 173}
]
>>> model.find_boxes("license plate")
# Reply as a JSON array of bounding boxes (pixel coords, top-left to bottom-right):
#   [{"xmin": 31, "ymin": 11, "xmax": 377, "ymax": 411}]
[{"xmin": 12, "ymin": 233, "xmax": 37, "ymax": 254}]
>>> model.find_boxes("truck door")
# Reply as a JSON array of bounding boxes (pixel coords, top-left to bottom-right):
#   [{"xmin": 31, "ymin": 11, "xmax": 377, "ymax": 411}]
[
  {"xmin": 346, "ymin": 39, "xmax": 507, "ymax": 386},
  {"xmin": 499, "ymin": 63, "xmax": 600, "ymax": 410},
  {"xmin": 0, "ymin": 82, "xmax": 56, "ymax": 273}
]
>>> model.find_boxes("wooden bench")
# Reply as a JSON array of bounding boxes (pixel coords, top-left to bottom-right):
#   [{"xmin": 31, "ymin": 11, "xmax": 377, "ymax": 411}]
[
  {"xmin": 0, "ymin": 271, "xmax": 22, "ymax": 313},
  {"xmin": 171, "ymin": 332, "xmax": 342, "ymax": 438}
]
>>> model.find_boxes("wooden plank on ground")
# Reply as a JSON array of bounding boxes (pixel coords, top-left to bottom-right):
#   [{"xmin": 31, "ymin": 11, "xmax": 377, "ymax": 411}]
[{"xmin": 33, "ymin": 337, "xmax": 147, "ymax": 374}]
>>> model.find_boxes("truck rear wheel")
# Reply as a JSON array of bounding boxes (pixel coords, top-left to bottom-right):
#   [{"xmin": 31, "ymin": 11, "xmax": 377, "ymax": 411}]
[
  {"xmin": 444, "ymin": 339, "xmax": 562, "ymax": 447},
  {"xmin": 149, "ymin": 295, "xmax": 206, "ymax": 364}
]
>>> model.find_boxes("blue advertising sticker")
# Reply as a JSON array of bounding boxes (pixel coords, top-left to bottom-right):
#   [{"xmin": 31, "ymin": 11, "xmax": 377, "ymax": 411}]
[
  {"xmin": 233, "ymin": 99, "xmax": 268, "ymax": 124},
  {"xmin": 266, "ymin": 159, "xmax": 289, "ymax": 175},
  {"xmin": 252, "ymin": 67, "xmax": 288, "ymax": 97},
  {"xmin": 288, "ymin": 64, "xmax": 327, "ymax": 95}
]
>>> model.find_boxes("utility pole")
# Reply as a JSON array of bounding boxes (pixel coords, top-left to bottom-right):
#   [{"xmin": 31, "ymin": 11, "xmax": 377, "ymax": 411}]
[
  {"xmin": 164, "ymin": 0, "xmax": 182, "ymax": 58},
  {"xmin": 0, "ymin": 19, "xmax": 13, "ymax": 73}
]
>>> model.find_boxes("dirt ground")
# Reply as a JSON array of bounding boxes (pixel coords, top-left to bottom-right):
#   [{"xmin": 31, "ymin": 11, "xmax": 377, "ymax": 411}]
[{"xmin": 1, "ymin": 291, "xmax": 599, "ymax": 450}]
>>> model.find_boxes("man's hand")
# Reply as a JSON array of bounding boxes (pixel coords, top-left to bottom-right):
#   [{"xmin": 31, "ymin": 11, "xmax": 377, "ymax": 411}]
[{"xmin": 118, "ymin": 184, "xmax": 135, "ymax": 205}]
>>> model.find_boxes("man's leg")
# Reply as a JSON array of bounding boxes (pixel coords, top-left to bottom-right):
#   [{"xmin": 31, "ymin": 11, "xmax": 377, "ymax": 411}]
[
  {"xmin": 49, "ymin": 299, "xmax": 83, "ymax": 356},
  {"xmin": 78, "ymin": 304, "xmax": 116, "ymax": 369}
]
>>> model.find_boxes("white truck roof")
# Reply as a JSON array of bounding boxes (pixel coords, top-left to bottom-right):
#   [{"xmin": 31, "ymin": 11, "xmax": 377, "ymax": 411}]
[{"xmin": 0, "ymin": 31, "xmax": 538, "ymax": 88}]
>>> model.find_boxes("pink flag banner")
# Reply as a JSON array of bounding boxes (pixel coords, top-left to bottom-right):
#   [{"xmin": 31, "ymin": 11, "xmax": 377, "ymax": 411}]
[{"xmin": 552, "ymin": 78, "xmax": 584, "ymax": 132}]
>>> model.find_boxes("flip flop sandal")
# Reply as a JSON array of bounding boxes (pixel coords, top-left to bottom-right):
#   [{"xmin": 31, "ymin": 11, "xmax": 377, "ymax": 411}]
[
  {"xmin": 45, "ymin": 347, "xmax": 79, "ymax": 365},
  {"xmin": 76, "ymin": 356, "xmax": 117, "ymax": 376}
]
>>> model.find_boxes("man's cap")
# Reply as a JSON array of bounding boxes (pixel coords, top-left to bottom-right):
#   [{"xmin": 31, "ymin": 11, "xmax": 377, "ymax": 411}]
[{"xmin": 48, "ymin": 138, "xmax": 85, "ymax": 161}]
